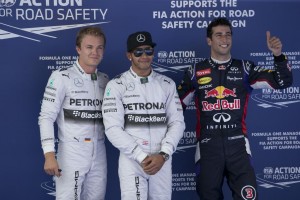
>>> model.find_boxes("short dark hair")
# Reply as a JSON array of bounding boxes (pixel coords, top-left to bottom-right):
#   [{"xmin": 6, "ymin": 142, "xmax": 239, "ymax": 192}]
[
  {"xmin": 207, "ymin": 17, "xmax": 232, "ymax": 39},
  {"xmin": 76, "ymin": 26, "xmax": 106, "ymax": 48}
]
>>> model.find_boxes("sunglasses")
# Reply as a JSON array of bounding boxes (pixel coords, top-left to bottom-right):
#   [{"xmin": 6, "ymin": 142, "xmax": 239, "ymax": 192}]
[{"xmin": 132, "ymin": 48, "xmax": 154, "ymax": 57}]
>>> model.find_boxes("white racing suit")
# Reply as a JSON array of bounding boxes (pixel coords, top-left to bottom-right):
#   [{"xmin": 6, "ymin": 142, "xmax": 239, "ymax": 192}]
[
  {"xmin": 102, "ymin": 68, "xmax": 185, "ymax": 200},
  {"xmin": 39, "ymin": 60, "xmax": 109, "ymax": 200}
]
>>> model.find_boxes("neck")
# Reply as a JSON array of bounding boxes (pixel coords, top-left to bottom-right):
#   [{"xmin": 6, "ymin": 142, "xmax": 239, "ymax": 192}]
[
  {"xmin": 211, "ymin": 56, "xmax": 231, "ymax": 64},
  {"xmin": 211, "ymin": 52, "xmax": 231, "ymax": 62},
  {"xmin": 83, "ymin": 67, "xmax": 97, "ymax": 74},
  {"xmin": 78, "ymin": 61, "xmax": 96, "ymax": 74},
  {"xmin": 132, "ymin": 68, "xmax": 151, "ymax": 77}
]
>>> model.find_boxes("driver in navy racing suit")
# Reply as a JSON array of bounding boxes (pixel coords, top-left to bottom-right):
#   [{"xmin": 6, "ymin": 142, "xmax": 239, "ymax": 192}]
[{"xmin": 177, "ymin": 17, "xmax": 293, "ymax": 200}]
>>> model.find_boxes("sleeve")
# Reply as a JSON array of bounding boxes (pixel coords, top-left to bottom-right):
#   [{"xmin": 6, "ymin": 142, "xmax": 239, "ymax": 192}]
[
  {"xmin": 102, "ymin": 80, "xmax": 148, "ymax": 163},
  {"xmin": 177, "ymin": 65, "xmax": 196, "ymax": 110},
  {"xmin": 246, "ymin": 54, "xmax": 293, "ymax": 89},
  {"xmin": 160, "ymin": 80, "xmax": 186, "ymax": 156},
  {"xmin": 38, "ymin": 70, "xmax": 65, "ymax": 154}
]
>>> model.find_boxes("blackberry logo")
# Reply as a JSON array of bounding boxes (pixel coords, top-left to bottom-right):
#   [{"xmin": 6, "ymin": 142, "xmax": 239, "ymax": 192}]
[
  {"xmin": 73, "ymin": 110, "xmax": 81, "ymax": 117},
  {"xmin": 128, "ymin": 115, "xmax": 135, "ymax": 121}
]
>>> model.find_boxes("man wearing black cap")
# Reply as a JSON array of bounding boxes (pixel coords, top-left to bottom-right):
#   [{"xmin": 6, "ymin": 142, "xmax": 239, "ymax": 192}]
[{"xmin": 102, "ymin": 31, "xmax": 185, "ymax": 200}]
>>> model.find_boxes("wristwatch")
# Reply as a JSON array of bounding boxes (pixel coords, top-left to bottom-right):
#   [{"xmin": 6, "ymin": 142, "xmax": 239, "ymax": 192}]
[{"xmin": 159, "ymin": 151, "xmax": 169, "ymax": 161}]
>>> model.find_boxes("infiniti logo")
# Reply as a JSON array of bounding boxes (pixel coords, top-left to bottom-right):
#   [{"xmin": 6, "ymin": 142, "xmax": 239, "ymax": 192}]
[
  {"xmin": 230, "ymin": 67, "xmax": 238, "ymax": 71},
  {"xmin": 213, "ymin": 112, "xmax": 231, "ymax": 123},
  {"xmin": 136, "ymin": 34, "xmax": 146, "ymax": 43}
]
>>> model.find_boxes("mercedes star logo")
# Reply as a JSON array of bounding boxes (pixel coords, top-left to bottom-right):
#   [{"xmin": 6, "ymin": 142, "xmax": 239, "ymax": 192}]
[
  {"xmin": 126, "ymin": 82, "xmax": 135, "ymax": 91},
  {"xmin": 136, "ymin": 34, "xmax": 146, "ymax": 43},
  {"xmin": 74, "ymin": 78, "xmax": 84, "ymax": 87}
]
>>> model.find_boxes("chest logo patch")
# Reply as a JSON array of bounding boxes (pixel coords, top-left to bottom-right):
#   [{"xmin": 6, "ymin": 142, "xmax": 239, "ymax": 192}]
[
  {"xmin": 198, "ymin": 77, "xmax": 212, "ymax": 85},
  {"xmin": 196, "ymin": 68, "xmax": 211, "ymax": 77}
]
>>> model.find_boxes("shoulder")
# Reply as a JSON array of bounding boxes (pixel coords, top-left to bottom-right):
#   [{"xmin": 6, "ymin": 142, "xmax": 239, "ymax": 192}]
[
  {"xmin": 153, "ymin": 71, "xmax": 175, "ymax": 86},
  {"xmin": 195, "ymin": 59, "xmax": 208, "ymax": 65},
  {"xmin": 97, "ymin": 71, "xmax": 110, "ymax": 85},
  {"xmin": 106, "ymin": 71, "xmax": 128, "ymax": 88},
  {"xmin": 49, "ymin": 67, "xmax": 69, "ymax": 79},
  {"xmin": 190, "ymin": 59, "xmax": 209, "ymax": 75},
  {"xmin": 97, "ymin": 71, "xmax": 109, "ymax": 80},
  {"xmin": 232, "ymin": 58, "xmax": 254, "ymax": 66},
  {"xmin": 51, "ymin": 66, "xmax": 75, "ymax": 77},
  {"xmin": 232, "ymin": 59, "xmax": 255, "ymax": 73}
]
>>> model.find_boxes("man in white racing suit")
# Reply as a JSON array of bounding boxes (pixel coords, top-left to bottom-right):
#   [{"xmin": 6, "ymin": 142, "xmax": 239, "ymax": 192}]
[
  {"xmin": 102, "ymin": 31, "xmax": 185, "ymax": 200},
  {"xmin": 38, "ymin": 26, "xmax": 109, "ymax": 200}
]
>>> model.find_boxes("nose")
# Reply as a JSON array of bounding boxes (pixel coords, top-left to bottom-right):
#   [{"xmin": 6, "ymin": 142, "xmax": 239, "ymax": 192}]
[
  {"xmin": 220, "ymin": 35, "xmax": 228, "ymax": 42},
  {"xmin": 141, "ymin": 52, "xmax": 148, "ymax": 57},
  {"xmin": 91, "ymin": 48, "xmax": 97, "ymax": 54}
]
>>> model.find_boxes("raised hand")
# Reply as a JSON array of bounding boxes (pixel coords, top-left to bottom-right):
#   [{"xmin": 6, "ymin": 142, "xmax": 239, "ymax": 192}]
[{"xmin": 266, "ymin": 31, "xmax": 282, "ymax": 56}]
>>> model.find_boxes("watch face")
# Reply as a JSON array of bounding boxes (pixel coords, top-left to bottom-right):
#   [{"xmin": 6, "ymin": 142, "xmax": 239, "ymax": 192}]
[
  {"xmin": 164, "ymin": 154, "xmax": 169, "ymax": 161},
  {"xmin": 160, "ymin": 152, "xmax": 169, "ymax": 161}
]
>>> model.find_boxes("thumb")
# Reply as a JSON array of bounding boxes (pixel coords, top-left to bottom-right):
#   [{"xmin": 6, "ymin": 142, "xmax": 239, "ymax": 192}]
[{"xmin": 266, "ymin": 31, "xmax": 271, "ymax": 41}]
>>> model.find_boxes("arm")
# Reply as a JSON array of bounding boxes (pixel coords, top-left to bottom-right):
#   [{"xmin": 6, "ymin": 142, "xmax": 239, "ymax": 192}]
[
  {"xmin": 143, "ymin": 79, "xmax": 185, "ymax": 175},
  {"xmin": 160, "ymin": 79, "xmax": 185, "ymax": 156},
  {"xmin": 102, "ymin": 80, "xmax": 148, "ymax": 164},
  {"xmin": 177, "ymin": 65, "xmax": 196, "ymax": 110},
  {"xmin": 38, "ymin": 70, "xmax": 65, "ymax": 176},
  {"xmin": 247, "ymin": 32, "xmax": 293, "ymax": 89}
]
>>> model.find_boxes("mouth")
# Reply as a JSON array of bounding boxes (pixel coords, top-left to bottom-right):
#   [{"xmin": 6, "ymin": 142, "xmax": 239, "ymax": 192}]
[{"xmin": 220, "ymin": 44, "xmax": 229, "ymax": 48}]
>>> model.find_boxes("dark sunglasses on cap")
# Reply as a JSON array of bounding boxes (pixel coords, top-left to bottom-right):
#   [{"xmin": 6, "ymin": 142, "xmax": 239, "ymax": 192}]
[{"xmin": 132, "ymin": 48, "xmax": 154, "ymax": 57}]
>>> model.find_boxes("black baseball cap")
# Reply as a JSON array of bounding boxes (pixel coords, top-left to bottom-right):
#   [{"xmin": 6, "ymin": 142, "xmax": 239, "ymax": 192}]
[{"xmin": 127, "ymin": 31, "xmax": 156, "ymax": 52}]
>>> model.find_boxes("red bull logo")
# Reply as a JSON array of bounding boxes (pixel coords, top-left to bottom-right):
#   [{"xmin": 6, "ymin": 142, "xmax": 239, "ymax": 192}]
[
  {"xmin": 203, "ymin": 86, "xmax": 240, "ymax": 111},
  {"xmin": 205, "ymin": 86, "xmax": 236, "ymax": 99},
  {"xmin": 202, "ymin": 99, "xmax": 240, "ymax": 111},
  {"xmin": 222, "ymin": 88, "xmax": 236, "ymax": 97}
]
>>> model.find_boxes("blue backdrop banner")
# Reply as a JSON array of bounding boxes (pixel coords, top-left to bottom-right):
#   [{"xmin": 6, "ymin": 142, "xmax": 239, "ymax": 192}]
[{"xmin": 1, "ymin": 0, "xmax": 299, "ymax": 199}]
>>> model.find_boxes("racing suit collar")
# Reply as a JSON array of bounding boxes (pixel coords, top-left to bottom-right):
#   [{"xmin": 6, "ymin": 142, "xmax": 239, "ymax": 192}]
[
  {"xmin": 74, "ymin": 60, "xmax": 98, "ymax": 81},
  {"xmin": 129, "ymin": 67, "xmax": 154, "ymax": 84},
  {"xmin": 209, "ymin": 57, "xmax": 232, "ymax": 70}
]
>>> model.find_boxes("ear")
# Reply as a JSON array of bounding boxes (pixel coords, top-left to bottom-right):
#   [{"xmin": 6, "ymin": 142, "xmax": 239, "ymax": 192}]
[
  {"xmin": 126, "ymin": 52, "xmax": 132, "ymax": 61},
  {"xmin": 76, "ymin": 46, "xmax": 81, "ymax": 54},
  {"xmin": 207, "ymin": 37, "xmax": 212, "ymax": 46}
]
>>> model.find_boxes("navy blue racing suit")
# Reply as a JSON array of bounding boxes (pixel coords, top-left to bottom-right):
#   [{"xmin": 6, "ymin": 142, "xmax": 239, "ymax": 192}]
[{"xmin": 177, "ymin": 54, "xmax": 292, "ymax": 200}]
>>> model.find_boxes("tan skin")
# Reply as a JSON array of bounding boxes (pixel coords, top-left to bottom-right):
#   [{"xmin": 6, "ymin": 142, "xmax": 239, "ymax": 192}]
[
  {"xmin": 127, "ymin": 45, "xmax": 165, "ymax": 175},
  {"xmin": 126, "ymin": 45, "xmax": 153, "ymax": 77},
  {"xmin": 43, "ymin": 34, "xmax": 105, "ymax": 177},
  {"xmin": 207, "ymin": 26, "xmax": 282, "ymax": 61}
]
